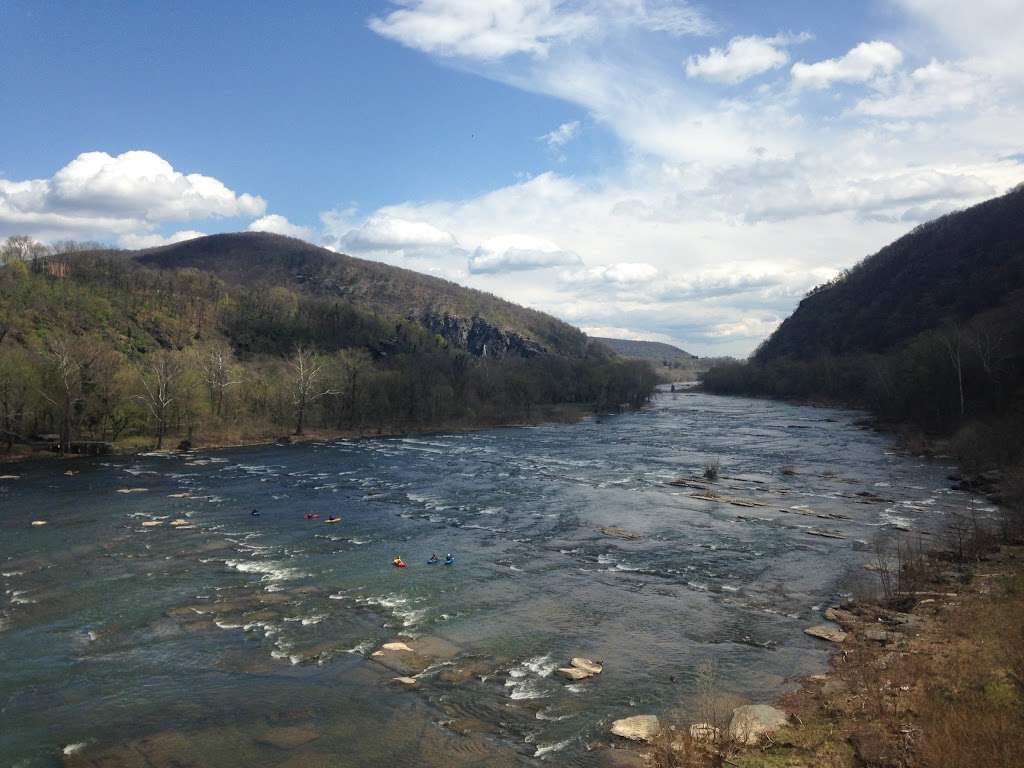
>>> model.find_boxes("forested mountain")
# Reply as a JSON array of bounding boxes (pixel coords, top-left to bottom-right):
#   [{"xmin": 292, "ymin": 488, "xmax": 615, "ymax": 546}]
[
  {"xmin": 133, "ymin": 233, "xmax": 589, "ymax": 357},
  {"xmin": 704, "ymin": 186, "xmax": 1024, "ymax": 478},
  {"xmin": 0, "ymin": 233, "xmax": 657, "ymax": 456},
  {"xmin": 755, "ymin": 185, "xmax": 1024, "ymax": 362}
]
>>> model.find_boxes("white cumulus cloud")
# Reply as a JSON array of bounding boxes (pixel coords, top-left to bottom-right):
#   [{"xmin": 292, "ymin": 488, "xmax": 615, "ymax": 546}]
[
  {"xmin": 119, "ymin": 230, "xmax": 206, "ymax": 249},
  {"xmin": 468, "ymin": 234, "xmax": 581, "ymax": 273},
  {"xmin": 0, "ymin": 150, "xmax": 265, "ymax": 243},
  {"xmin": 247, "ymin": 214, "xmax": 313, "ymax": 240},
  {"xmin": 368, "ymin": 0, "xmax": 597, "ymax": 60},
  {"xmin": 686, "ymin": 33, "xmax": 809, "ymax": 84},
  {"xmin": 791, "ymin": 41, "xmax": 903, "ymax": 90}
]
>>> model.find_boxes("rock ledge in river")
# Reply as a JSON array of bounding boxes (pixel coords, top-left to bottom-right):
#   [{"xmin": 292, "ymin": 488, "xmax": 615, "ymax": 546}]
[{"xmin": 805, "ymin": 624, "xmax": 848, "ymax": 643}]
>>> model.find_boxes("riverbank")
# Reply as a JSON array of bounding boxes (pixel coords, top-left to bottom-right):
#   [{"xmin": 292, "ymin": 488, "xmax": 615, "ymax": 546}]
[
  {"xmin": 606, "ymin": 545, "xmax": 1024, "ymax": 768},
  {"xmin": 0, "ymin": 402, "xmax": 593, "ymax": 465}
]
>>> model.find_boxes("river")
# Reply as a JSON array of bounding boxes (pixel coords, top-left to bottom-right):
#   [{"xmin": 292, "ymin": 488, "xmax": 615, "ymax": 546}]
[{"xmin": 0, "ymin": 390, "xmax": 991, "ymax": 766}]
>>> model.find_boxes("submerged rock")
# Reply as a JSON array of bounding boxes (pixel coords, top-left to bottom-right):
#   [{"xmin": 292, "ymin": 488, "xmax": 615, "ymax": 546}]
[
  {"xmin": 556, "ymin": 666, "xmax": 593, "ymax": 681},
  {"xmin": 727, "ymin": 704, "xmax": 789, "ymax": 745},
  {"xmin": 598, "ymin": 526, "xmax": 642, "ymax": 540},
  {"xmin": 610, "ymin": 715, "xmax": 660, "ymax": 742},
  {"xmin": 805, "ymin": 624, "xmax": 848, "ymax": 643},
  {"xmin": 256, "ymin": 725, "xmax": 320, "ymax": 749}
]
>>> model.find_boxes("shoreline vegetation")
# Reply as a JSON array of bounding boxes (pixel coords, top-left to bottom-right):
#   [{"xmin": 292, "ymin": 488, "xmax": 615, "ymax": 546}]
[
  {"xmin": 0, "ymin": 234, "xmax": 658, "ymax": 464},
  {"xmin": 0, "ymin": 402, "xmax": 594, "ymax": 465}
]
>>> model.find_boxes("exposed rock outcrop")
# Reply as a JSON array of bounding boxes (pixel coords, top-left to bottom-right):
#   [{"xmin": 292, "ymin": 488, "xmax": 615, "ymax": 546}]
[{"xmin": 420, "ymin": 313, "xmax": 545, "ymax": 358}]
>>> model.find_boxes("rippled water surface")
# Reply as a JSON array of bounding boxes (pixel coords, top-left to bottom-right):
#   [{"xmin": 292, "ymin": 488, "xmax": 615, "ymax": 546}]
[{"xmin": 0, "ymin": 391, "xmax": 990, "ymax": 766}]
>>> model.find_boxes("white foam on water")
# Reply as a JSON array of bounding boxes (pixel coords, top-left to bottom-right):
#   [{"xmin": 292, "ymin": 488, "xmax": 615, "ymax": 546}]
[
  {"xmin": 223, "ymin": 559, "xmax": 305, "ymax": 586},
  {"xmin": 2, "ymin": 571, "xmax": 24, "ymax": 578},
  {"xmin": 534, "ymin": 739, "xmax": 573, "ymax": 757},
  {"xmin": 536, "ymin": 709, "xmax": 573, "ymax": 721},
  {"xmin": 215, "ymin": 620, "xmax": 244, "ymax": 630},
  {"xmin": 879, "ymin": 508, "xmax": 912, "ymax": 528},
  {"xmin": 62, "ymin": 742, "xmax": 90, "ymax": 756},
  {"xmin": 508, "ymin": 679, "xmax": 548, "ymax": 700},
  {"xmin": 345, "ymin": 640, "xmax": 374, "ymax": 655}
]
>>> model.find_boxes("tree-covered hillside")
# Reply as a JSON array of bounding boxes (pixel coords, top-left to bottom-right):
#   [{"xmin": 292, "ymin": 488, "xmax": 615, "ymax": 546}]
[
  {"xmin": 0, "ymin": 235, "xmax": 657, "ymax": 455},
  {"xmin": 703, "ymin": 187, "xmax": 1024, "ymax": 480},
  {"xmin": 754, "ymin": 185, "xmax": 1024, "ymax": 363}
]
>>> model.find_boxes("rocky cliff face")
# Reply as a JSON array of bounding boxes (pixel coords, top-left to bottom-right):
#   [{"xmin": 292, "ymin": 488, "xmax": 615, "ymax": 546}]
[{"xmin": 420, "ymin": 313, "xmax": 546, "ymax": 358}]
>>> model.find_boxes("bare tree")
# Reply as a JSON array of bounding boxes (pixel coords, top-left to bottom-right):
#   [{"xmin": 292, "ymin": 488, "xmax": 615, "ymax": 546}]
[
  {"xmin": 289, "ymin": 347, "xmax": 336, "ymax": 436},
  {"xmin": 39, "ymin": 338, "xmax": 93, "ymax": 453},
  {"xmin": 200, "ymin": 344, "xmax": 240, "ymax": 417},
  {"xmin": 1, "ymin": 235, "xmax": 48, "ymax": 266},
  {"xmin": 135, "ymin": 351, "xmax": 182, "ymax": 449},
  {"xmin": 966, "ymin": 327, "xmax": 1006, "ymax": 384},
  {"xmin": 938, "ymin": 322, "xmax": 965, "ymax": 418}
]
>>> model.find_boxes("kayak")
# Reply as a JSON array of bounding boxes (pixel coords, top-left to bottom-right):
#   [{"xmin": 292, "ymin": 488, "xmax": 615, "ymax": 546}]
[
  {"xmin": 427, "ymin": 559, "xmax": 439, "ymax": 565},
  {"xmin": 444, "ymin": 559, "xmax": 455, "ymax": 566},
  {"xmin": 324, "ymin": 518, "xmax": 341, "ymax": 524},
  {"xmin": 393, "ymin": 561, "xmax": 407, "ymax": 568}
]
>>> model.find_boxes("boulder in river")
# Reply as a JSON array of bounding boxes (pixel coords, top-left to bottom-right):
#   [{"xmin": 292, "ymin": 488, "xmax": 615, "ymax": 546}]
[
  {"xmin": 610, "ymin": 715, "xmax": 660, "ymax": 742},
  {"xmin": 376, "ymin": 641, "xmax": 413, "ymax": 653},
  {"xmin": 727, "ymin": 704, "xmax": 789, "ymax": 745},
  {"xmin": 557, "ymin": 656, "xmax": 603, "ymax": 680},
  {"xmin": 571, "ymin": 657, "xmax": 603, "ymax": 675},
  {"xmin": 557, "ymin": 666, "xmax": 593, "ymax": 681},
  {"xmin": 805, "ymin": 624, "xmax": 848, "ymax": 643}
]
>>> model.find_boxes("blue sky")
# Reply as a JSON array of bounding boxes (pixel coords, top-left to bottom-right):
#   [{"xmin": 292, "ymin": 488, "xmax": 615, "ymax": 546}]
[{"xmin": 2, "ymin": 1, "xmax": 1022, "ymax": 355}]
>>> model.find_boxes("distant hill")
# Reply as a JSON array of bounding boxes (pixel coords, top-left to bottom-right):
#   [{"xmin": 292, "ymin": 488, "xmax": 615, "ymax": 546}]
[
  {"xmin": 592, "ymin": 337, "xmax": 697, "ymax": 365},
  {"xmin": 754, "ymin": 185, "xmax": 1024, "ymax": 363}
]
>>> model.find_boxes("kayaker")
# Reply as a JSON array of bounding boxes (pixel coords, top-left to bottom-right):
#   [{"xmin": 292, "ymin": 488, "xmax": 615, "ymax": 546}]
[
  {"xmin": 428, "ymin": 553, "xmax": 439, "ymax": 564},
  {"xmin": 444, "ymin": 553, "xmax": 454, "ymax": 565}
]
